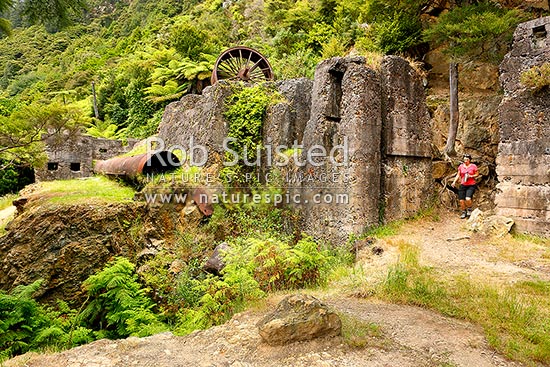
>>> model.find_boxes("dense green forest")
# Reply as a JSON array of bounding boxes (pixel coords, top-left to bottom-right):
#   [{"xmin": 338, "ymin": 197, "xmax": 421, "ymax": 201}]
[{"xmin": 0, "ymin": 0, "xmax": 542, "ymax": 190}]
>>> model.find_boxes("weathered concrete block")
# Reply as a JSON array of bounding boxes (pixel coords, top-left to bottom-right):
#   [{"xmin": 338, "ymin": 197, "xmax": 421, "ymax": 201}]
[
  {"xmin": 495, "ymin": 183, "xmax": 550, "ymax": 211},
  {"xmin": 496, "ymin": 17, "xmax": 550, "ymax": 237},
  {"xmin": 380, "ymin": 56, "xmax": 432, "ymax": 158},
  {"xmin": 298, "ymin": 57, "xmax": 382, "ymax": 245},
  {"xmin": 382, "ymin": 157, "xmax": 433, "ymax": 223},
  {"xmin": 263, "ymin": 78, "xmax": 312, "ymax": 148},
  {"xmin": 498, "ymin": 96, "xmax": 550, "ymax": 143},
  {"xmin": 496, "ymin": 141, "xmax": 550, "ymax": 185},
  {"xmin": 158, "ymin": 83, "xmax": 233, "ymax": 164},
  {"xmin": 36, "ymin": 134, "xmax": 137, "ymax": 181},
  {"xmin": 380, "ymin": 56, "xmax": 433, "ymax": 223}
]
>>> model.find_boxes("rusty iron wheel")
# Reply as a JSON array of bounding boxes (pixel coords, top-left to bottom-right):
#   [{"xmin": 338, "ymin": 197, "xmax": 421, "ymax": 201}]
[{"xmin": 211, "ymin": 46, "xmax": 274, "ymax": 85}]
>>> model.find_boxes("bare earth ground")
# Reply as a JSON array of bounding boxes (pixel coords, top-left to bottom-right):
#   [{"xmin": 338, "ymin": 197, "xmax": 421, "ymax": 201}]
[{"xmin": 4, "ymin": 209, "xmax": 549, "ymax": 367}]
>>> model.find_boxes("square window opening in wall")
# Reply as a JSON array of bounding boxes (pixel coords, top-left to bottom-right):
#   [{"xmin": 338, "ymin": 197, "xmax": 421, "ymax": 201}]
[
  {"xmin": 70, "ymin": 162, "xmax": 81, "ymax": 172},
  {"xmin": 533, "ymin": 25, "xmax": 547, "ymax": 39},
  {"xmin": 47, "ymin": 162, "xmax": 59, "ymax": 171},
  {"xmin": 532, "ymin": 25, "xmax": 547, "ymax": 49}
]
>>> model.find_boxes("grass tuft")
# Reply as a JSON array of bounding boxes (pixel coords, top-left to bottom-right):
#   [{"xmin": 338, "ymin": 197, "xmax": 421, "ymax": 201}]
[
  {"xmin": 0, "ymin": 194, "xmax": 17, "ymax": 211},
  {"xmin": 339, "ymin": 313, "xmax": 387, "ymax": 349},
  {"xmin": 375, "ymin": 242, "xmax": 550, "ymax": 365}
]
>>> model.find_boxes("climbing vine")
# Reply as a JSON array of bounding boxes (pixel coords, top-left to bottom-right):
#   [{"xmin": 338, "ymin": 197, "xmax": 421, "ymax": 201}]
[{"xmin": 223, "ymin": 84, "xmax": 281, "ymax": 163}]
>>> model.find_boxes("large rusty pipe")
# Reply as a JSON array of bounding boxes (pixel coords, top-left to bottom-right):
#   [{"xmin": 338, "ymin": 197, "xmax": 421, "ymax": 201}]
[{"xmin": 94, "ymin": 151, "xmax": 180, "ymax": 177}]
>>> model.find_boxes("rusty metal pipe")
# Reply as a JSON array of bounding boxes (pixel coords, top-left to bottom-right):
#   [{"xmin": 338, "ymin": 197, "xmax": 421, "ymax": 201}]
[{"xmin": 94, "ymin": 151, "xmax": 180, "ymax": 177}]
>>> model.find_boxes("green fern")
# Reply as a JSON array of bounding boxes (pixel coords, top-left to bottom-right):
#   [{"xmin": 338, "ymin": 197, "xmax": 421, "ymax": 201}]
[{"xmin": 80, "ymin": 257, "xmax": 167, "ymax": 339}]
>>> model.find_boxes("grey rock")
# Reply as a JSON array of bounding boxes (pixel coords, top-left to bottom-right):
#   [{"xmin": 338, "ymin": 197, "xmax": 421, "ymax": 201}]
[
  {"xmin": 257, "ymin": 294, "xmax": 341, "ymax": 345},
  {"xmin": 204, "ymin": 242, "xmax": 230, "ymax": 274},
  {"xmin": 467, "ymin": 209, "xmax": 515, "ymax": 237}
]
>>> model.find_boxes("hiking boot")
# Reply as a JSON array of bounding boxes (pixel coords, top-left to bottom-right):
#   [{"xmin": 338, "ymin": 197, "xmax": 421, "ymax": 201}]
[
  {"xmin": 460, "ymin": 211, "xmax": 468, "ymax": 219},
  {"xmin": 466, "ymin": 208, "xmax": 472, "ymax": 217}
]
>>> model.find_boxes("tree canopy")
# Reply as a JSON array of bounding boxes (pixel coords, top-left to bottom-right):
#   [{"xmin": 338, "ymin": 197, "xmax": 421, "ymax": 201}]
[
  {"xmin": 423, "ymin": 1, "xmax": 524, "ymax": 63},
  {"xmin": 0, "ymin": 0, "xmax": 87, "ymax": 35}
]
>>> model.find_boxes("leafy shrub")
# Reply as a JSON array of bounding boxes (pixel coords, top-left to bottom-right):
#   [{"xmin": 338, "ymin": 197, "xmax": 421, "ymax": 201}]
[
  {"xmin": 423, "ymin": 1, "xmax": 523, "ymax": 63},
  {"xmin": 0, "ymin": 281, "xmax": 50, "ymax": 361},
  {"xmin": 372, "ymin": 13, "xmax": 423, "ymax": 54},
  {"xmin": 170, "ymin": 17, "xmax": 212, "ymax": 60},
  {"xmin": 0, "ymin": 163, "xmax": 34, "ymax": 196},
  {"xmin": 223, "ymin": 84, "xmax": 279, "ymax": 164},
  {"xmin": 224, "ymin": 235, "xmax": 332, "ymax": 292},
  {"xmin": 0, "ymin": 281, "xmax": 93, "ymax": 362}
]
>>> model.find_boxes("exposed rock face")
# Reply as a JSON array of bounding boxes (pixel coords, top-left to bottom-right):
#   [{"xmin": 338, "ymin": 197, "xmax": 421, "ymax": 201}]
[
  {"xmin": 257, "ymin": 294, "xmax": 341, "ymax": 345},
  {"xmin": 431, "ymin": 96, "xmax": 501, "ymax": 164},
  {"xmin": 496, "ymin": 17, "xmax": 550, "ymax": 236},
  {"xmin": 36, "ymin": 134, "xmax": 137, "ymax": 181},
  {"xmin": 0, "ymin": 201, "xmax": 172, "ymax": 304}
]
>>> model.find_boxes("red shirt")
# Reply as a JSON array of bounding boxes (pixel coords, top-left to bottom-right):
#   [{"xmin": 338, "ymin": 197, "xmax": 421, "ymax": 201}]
[{"xmin": 458, "ymin": 163, "xmax": 477, "ymax": 186}]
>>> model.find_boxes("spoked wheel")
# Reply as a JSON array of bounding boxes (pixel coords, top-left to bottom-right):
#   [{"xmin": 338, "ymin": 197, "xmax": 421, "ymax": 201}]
[{"xmin": 211, "ymin": 46, "xmax": 274, "ymax": 85}]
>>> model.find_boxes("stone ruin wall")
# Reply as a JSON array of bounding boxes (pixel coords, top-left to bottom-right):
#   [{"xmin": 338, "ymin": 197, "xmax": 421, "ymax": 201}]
[
  {"xmin": 158, "ymin": 55, "xmax": 433, "ymax": 245},
  {"xmin": 35, "ymin": 134, "xmax": 137, "ymax": 181},
  {"xmin": 496, "ymin": 17, "xmax": 550, "ymax": 236},
  {"xmin": 295, "ymin": 56, "xmax": 433, "ymax": 244}
]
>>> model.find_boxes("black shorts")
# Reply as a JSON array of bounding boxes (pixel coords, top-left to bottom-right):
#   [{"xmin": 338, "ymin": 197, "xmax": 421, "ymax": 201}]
[{"xmin": 458, "ymin": 184, "xmax": 476, "ymax": 200}]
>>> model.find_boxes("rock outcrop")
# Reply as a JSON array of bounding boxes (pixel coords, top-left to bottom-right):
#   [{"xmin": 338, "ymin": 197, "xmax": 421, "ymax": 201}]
[
  {"xmin": 257, "ymin": 294, "xmax": 341, "ymax": 345},
  {"xmin": 496, "ymin": 17, "xmax": 550, "ymax": 236},
  {"xmin": 0, "ymin": 199, "xmax": 174, "ymax": 304}
]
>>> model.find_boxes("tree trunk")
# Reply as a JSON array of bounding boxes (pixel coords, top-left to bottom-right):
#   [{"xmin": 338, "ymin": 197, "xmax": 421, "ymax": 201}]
[
  {"xmin": 444, "ymin": 62, "xmax": 459, "ymax": 157},
  {"xmin": 92, "ymin": 81, "xmax": 99, "ymax": 119}
]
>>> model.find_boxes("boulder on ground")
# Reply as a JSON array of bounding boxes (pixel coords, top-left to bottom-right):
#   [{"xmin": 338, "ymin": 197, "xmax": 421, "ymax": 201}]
[
  {"xmin": 467, "ymin": 209, "xmax": 514, "ymax": 237},
  {"xmin": 257, "ymin": 294, "xmax": 341, "ymax": 345}
]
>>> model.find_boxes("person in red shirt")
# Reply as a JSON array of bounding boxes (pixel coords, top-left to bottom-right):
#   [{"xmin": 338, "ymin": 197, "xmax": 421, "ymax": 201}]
[{"xmin": 452, "ymin": 154, "xmax": 479, "ymax": 219}]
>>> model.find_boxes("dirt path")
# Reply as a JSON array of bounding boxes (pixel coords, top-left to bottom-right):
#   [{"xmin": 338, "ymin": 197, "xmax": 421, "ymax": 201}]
[
  {"xmin": 377, "ymin": 210, "xmax": 550, "ymax": 285},
  {"xmin": 6, "ymin": 296, "xmax": 526, "ymax": 367}
]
